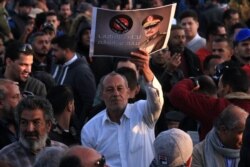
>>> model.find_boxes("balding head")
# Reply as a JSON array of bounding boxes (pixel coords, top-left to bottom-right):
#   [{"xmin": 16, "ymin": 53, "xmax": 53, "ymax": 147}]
[
  {"xmin": 59, "ymin": 146, "xmax": 106, "ymax": 167},
  {"xmin": 215, "ymin": 105, "xmax": 248, "ymax": 149}
]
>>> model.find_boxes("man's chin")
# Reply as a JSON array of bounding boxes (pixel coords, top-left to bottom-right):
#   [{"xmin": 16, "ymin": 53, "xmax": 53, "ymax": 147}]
[{"xmin": 19, "ymin": 136, "xmax": 47, "ymax": 152}]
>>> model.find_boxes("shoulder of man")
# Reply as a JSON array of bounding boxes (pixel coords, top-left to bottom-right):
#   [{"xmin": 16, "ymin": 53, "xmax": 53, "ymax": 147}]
[
  {"xmin": 0, "ymin": 141, "xmax": 22, "ymax": 157},
  {"xmin": 50, "ymin": 140, "xmax": 68, "ymax": 150}
]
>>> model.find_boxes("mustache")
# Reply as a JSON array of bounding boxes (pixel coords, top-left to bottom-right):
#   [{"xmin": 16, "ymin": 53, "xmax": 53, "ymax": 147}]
[{"xmin": 24, "ymin": 131, "xmax": 39, "ymax": 137}]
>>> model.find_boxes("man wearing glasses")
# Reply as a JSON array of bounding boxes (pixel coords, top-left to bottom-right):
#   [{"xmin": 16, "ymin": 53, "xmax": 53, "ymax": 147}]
[
  {"xmin": 139, "ymin": 15, "xmax": 167, "ymax": 54},
  {"xmin": 2, "ymin": 40, "xmax": 47, "ymax": 97}
]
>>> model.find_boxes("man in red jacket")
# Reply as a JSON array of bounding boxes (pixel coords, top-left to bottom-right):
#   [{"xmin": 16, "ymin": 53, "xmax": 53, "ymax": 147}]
[{"xmin": 169, "ymin": 67, "xmax": 250, "ymax": 140}]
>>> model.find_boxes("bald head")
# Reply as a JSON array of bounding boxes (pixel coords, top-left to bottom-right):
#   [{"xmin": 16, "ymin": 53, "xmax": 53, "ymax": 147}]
[
  {"xmin": 60, "ymin": 146, "xmax": 104, "ymax": 167},
  {"xmin": 214, "ymin": 105, "xmax": 248, "ymax": 130}
]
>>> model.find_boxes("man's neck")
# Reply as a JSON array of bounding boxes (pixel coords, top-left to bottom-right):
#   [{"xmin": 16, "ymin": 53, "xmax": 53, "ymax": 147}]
[
  {"xmin": 56, "ymin": 114, "xmax": 70, "ymax": 131},
  {"xmin": 186, "ymin": 35, "xmax": 195, "ymax": 43},
  {"xmin": 3, "ymin": 69, "xmax": 15, "ymax": 81},
  {"xmin": 107, "ymin": 109, "xmax": 125, "ymax": 124}
]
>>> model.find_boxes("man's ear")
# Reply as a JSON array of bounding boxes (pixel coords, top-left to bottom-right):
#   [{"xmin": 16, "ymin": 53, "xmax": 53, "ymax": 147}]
[
  {"xmin": 46, "ymin": 121, "xmax": 52, "ymax": 132},
  {"xmin": 67, "ymin": 100, "xmax": 75, "ymax": 113},
  {"xmin": 219, "ymin": 125, "xmax": 227, "ymax": 133},
  {"xmin": 135, "ymin": 85, "xmax": 140, "ymax": 96},
  {"xmin": 5, "ymin": 57, "xmax": 13, "ymax": 66},
  {"xmin": 224, "ymin": 84, "xmax": 232, "ymax": 94}
]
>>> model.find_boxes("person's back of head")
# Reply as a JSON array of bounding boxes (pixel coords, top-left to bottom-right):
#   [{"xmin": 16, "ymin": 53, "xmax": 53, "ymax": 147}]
[
  {"xmin": 221, "ymin": 67, "xmax": 249, "ymax": 93},
  {"xmin": 33, "ymin": 146, "xmax": 66, "ymax": 167},
  {"xmin": 115, "ymin": 67, "xmax": 140, "ymax": 99},
  {"xmin": 47, "ymin": 85, "xmax": 74, "ymax": 117},
  {"xmin": 115, "ymin": 67, "xmax": 138, "ymax": 91},
  {"xmin": 195, "ymin": 75, "xmax": 218, "ymax": 97},
  {"xmin": 153, "ymin": 128, "xmax": 193, "ymax": 167}
]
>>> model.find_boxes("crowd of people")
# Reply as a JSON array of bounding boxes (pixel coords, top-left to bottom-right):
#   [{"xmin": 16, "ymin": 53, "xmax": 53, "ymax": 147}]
[{"xmin": 0, "ymin": 0, "xmax": 250, "ymax": 167}]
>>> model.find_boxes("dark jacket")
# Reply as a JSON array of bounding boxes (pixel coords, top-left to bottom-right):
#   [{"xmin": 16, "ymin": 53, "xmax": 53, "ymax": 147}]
[
  {"xmin": 19, "ymin": 77, "xmax": 47, "ymax": 97},
  {"xmin": 52, "ymin": 57, "xmax": 96, "ymax": 130},
  {"xmin": 49, "ymin": 123, "xmax": 80, "ymax": 146},
  {"xmin": 0, "ymin": 120, "xmax": 17, "ymax": 149}
]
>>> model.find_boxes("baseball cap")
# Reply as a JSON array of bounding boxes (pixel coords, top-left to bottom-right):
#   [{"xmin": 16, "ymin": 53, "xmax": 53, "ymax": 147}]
[
  {"xmin": 234, "ymin": 28, "xmax": 250, "ymax": 43},
  {"xmin": 154, "ymin": 128, "xmax": 193, "ymax": 167},
  {"xmin": 142, "ymin": 15, "xmax": 163, "ymax": 28}
]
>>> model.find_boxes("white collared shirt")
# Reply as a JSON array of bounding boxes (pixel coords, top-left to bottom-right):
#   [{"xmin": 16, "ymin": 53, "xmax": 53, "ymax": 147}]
[{"xmin": 81, "ymin": 77, "xmax": 163, "ymax": 167}]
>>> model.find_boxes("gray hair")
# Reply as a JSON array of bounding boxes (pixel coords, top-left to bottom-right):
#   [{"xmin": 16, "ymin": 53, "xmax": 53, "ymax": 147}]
[
  {"xmin": 0, "ymin": 79, "xmax": 18, "ymax": 100},
  {"xmin": 100, "ymin": 71, "xmax": 128, "ymax": 93},
  {"xmin": 15, "ymin": 96, "xmax": 55, "ymax": 124},
  {"xmin": 33, "ymin": 146, "xmax": 66, "ymax": 167},
  {"xmin": 214, "ymin": 104, "xmax": 248, "ymax": 131}
]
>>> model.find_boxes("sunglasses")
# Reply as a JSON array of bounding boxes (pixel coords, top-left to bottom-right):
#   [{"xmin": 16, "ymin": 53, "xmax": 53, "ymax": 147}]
[
  {"xmin": 19, "ymin": 44, "xmax": 33, "ymax": 54},
  {"xmin": 95, "ymin": 155, "xmax": 106, "ymax": 167}
]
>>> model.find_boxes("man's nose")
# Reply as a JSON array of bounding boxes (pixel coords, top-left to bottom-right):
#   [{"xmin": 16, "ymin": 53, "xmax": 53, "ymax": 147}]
[
  {"xmin": 113, "ymin": 89, "xmax": 120, "ymax": 95},
  {"xmin": 26, "ymin": 122, "xmax": 35, "ymax": 132},
  {"xmin": 25, "ymin": 65, "xmax": 32, "ymax": 73}
]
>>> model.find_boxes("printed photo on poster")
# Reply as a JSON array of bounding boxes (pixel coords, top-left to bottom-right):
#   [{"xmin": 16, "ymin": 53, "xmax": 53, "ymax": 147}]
[{"xmin": 89, "ymin": 4, "xmax": 176, "ymax": 58}]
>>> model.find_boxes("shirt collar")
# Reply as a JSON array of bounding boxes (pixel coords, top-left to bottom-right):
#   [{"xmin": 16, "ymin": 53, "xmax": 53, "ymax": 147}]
[
  {"xmin": 63, "ymin": 54, "xmax": 77, "ymax": 67},
  {"xmin": 102, "ymin": 105, "xmax": 131, "ymax": 125}
]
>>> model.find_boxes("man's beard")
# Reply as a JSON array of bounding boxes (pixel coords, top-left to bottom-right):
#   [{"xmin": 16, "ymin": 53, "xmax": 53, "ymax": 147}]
[
  {"xmin": 35, "ymin": 52, "xmax": 48, "ymax": 58},
  {"xmin": 55, "ymin": 56, "xmax": 67, "ymax": 65},
  {"xmin": 19, "ymin": 132, "xmax": 48, "ymax": 152}
]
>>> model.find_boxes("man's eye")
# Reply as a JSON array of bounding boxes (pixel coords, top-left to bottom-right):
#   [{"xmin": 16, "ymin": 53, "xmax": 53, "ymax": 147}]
[{"xmin": 20, "ymin": 120, "xmax": 28, "ymax": 126}]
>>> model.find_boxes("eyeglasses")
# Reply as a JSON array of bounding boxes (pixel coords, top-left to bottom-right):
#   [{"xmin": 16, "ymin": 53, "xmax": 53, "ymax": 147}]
[
  {"xmin": 95, "ymin": 155, "xmax": 106, "ymax": 167},
  {"xmin": 19, "ymin": 44, "xmax": 33, "ymax": 54}
]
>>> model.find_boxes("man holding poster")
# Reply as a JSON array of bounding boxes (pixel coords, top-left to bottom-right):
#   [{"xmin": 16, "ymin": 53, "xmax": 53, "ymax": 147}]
[
  {"xmin": 81, "ymin": 49, "xmax": 164, "ymax": 167},
  {"xmin": 139, "ymin": 15, "xmax": 167, "ymax": 54}
]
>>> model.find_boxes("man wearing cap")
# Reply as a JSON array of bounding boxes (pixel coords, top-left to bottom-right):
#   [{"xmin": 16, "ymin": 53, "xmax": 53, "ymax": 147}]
[
  {"xmin": 233, "ymin": 28, "xmax": 250, "ymax": 66},
  {"xmin": 139, "ymin": 14, "xmax": 167, "ymax": 54},
  {"xmin": 192, "ymin": 105, "xmax": 248, "ymax": 167},
  {"xmin": 150, "ymin": 128, "xmax": 193, "ymax": 167}
]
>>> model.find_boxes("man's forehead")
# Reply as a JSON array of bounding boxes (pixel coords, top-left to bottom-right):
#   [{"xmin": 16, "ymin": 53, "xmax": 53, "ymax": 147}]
[
  {"xmin": 21, "ymin": 109, "xmax": 45, "ymax": 119},
  {"xmin": 103, "ymin": 74, "xmax": 126, "ymax": 85}
]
